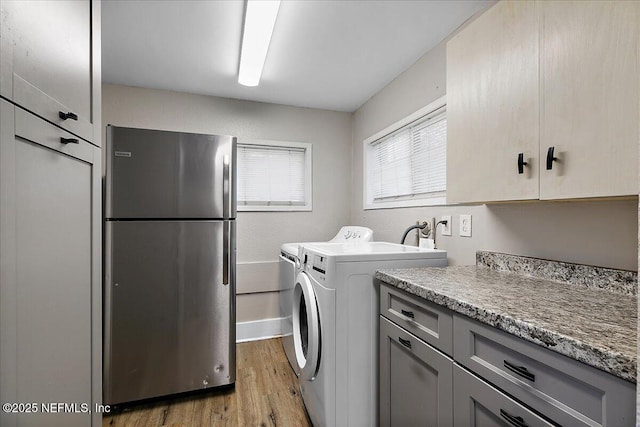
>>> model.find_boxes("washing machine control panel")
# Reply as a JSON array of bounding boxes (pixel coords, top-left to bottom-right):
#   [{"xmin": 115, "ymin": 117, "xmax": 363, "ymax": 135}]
[
  {"xmin": 300, "ymin": 249, "xmax": 327, "ymax": 282},
  {"xmin": 312, "ymin": 255, "xmax": 327, "ymax": 275}
]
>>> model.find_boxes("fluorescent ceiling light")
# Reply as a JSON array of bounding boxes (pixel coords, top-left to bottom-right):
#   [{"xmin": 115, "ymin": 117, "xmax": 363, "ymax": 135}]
[{"xmin": 238, "ymin": 0, "xmax": 281, "ymax": 87}]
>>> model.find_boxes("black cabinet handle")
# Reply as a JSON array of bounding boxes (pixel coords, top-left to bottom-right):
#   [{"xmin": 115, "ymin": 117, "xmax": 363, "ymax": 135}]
[
  {"xmin": 500, "ymin": 409, "xmax": 528, "ymax": 427},
  {"xmin": 503, "ymin": 360, "xmax": 535, "ymax": 382},
  {"xmin": 398, "ymin": 337, "xmax": 412, "ymax": 349},
  {"xmin": 60, "ymin": 137, "xmax": 79, "ymax": 144},
  {"xmin": 517, "ymin": 153, "xmax": 528, "ymax": 174},
  {"xmin": 546, "ymin": 146, "xmax": 557, "ymax": 170},
  {"xmin": 400, "ymin": 309, "xmax": 415, "ymax": 319},
  {"xmin": 59, "ymin": 111, "xmax": 78, "ymax": 121}
]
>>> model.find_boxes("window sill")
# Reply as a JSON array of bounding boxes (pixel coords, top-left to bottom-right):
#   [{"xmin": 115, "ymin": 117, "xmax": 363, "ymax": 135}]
[
  {"xmin": 238, "ymin": 205, "xmax": 312, "ymax": 212},
  {"xmin": 364, "ymin": 196, "xmax": 447, "ymax": 210}
]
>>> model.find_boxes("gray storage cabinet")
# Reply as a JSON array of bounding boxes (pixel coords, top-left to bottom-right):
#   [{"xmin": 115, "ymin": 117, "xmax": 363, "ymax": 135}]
[
  {"xmin": 379, "ymin": 284, "xmax": 454, "ymax": 427},
  {"xmin": 0, "ymin": 1, "xmax": 102, "ymax": 426},
  {"xmin": 379, "ymin": 316, "xmax": 453, "ymax": 427},
  {"xmin": 454, "ymin": 314, "xmax": 636, "ymax": 427},
  {"xmin": 378, "ymin": 283, "xmax": 636, "ymax": 427}
]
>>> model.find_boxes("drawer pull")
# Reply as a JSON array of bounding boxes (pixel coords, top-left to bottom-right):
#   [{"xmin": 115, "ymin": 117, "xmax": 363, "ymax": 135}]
[
  {"xmin": 58, "ymin": 111, "xmax": 78, "ymax": 121},
  {"xmin": 398, "ymin": 337, "xmax": 412, "ymax": 349},
  {"xmin": 60, "ymin": 137, "xmax": 79, "ymax": 144},
  {"xmin": 500, "ymin": 409, "xmax": 528, "ymax": 427},
  {"xmin": 517, "ymin": 153, "xmax": 528, "ymax": 174},
  {"xmin": 504, "ymin": 360, "xmax": 535, "ymax": 382},
  {"xmin": 400, "ymin": 309, "xmax": 415, "ymax": 319}
]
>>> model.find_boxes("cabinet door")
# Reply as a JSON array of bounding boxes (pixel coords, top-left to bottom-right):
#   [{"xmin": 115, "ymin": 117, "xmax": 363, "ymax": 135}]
[
  {"xmin": 379, "ymin": 316, "xmax": 453, "ymax": 427},
  {"xmin": 540, "ymin": 0, "xmax": 639, "ymax": 199},
  {"xmin": 453, "ymin": 365, "xmax": 555, "ymax": 427},
  {"xmin": 0, "ymin": 101, "xmax": 102, "ymax": 427},
  {"xmin": 0, "ymin": 0, "xmax": 96, "ymax": 143},
  {"xmin": 447, "ymin": 0, "xmax": 539, "ymax": 204}
]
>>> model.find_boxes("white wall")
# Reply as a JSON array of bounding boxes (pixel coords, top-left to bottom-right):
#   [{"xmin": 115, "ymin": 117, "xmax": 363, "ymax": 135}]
[
  {"xmin": 352, "ymin": 32, "xmax": 638, "ymax": 271},
  {"xmin": 103, "ymin": 21, "xmax": 638, "ymax": 340},
  {"xmin": 102, "ymin": 84, "xmax": 353, "ymax": 324}
]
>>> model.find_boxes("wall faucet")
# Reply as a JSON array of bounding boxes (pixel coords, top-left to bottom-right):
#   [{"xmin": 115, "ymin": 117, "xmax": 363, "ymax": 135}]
[
  {"xmin": 400, "ymin": 221, "xmax": 428, "ymax": 245},
  {"xmin": 432, "ymin": 220, "xmax": 448, "ymax": 249}
]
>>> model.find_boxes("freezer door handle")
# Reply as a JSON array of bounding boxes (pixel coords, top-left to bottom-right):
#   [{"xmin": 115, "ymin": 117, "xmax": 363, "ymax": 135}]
[{"xmin": 223, "ymin": 221, "xmax": 230, "ymax": 286}]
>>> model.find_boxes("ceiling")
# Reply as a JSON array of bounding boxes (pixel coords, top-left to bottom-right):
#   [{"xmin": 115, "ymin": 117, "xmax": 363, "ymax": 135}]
[{"xmin": 102, "ymin": 0, "xmax": 489, "ymax": 113}]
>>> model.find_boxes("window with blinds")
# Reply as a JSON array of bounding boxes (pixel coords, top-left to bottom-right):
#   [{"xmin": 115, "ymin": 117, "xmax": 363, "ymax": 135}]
[
  {"xmin": 237, "ymin": 141, "xmax": 312, "ymax": 211},
  {"xmin": 364, "ymin": 103, "xmax": 446, "ymax": 209}
]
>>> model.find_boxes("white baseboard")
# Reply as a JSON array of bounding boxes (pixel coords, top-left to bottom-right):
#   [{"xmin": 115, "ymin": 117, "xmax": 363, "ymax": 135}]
[{"xmin": 236, "ymin": 317, "xmax": 285, "ymax": 343}]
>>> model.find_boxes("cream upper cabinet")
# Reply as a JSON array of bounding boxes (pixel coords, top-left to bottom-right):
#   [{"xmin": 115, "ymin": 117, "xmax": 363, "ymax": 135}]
[
  {"xmin": 446, "ymin": 0, "xmax": 639, "ymax": 204},
  {"xmin": 0, "ymin": 0, "xmax": 97, "ymax": 144},
  {"xmin": 447, "ymin": 0, "xmax": 539, "ymax": 204},
  {"xmin": 539, "ymin": 0, "xmax": 639, "ymax": 199}
]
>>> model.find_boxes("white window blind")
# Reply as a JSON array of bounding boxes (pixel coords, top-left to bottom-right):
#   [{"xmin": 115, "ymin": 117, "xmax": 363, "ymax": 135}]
[
  {"xmin": 369, "ymin": 110, "xmax": 446, "ymax": 204},
  {"xmin": 237, "ymin": 142, "xmax": 311, "ymax": 210}
]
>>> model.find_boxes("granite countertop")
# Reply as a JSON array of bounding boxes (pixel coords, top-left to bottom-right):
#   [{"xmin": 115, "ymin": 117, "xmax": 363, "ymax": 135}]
[{"xmin": 375, "ymin": 259, "xmax": 637, "ymax": 382}]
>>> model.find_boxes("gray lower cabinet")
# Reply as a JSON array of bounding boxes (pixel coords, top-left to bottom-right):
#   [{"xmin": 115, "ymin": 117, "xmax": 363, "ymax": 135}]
[
  {"xmin": 454, "ymin": 315, "xmax": 636, "ymax": 427},
  {"xmin": 379, "ymin": 316, "xmax": 453, "ymax": 427},
  {"xmin": 0, "ymin": 100, "xmax": 102, "ymax": 426},
  {"xmin": 453, "ymin": 365, "xmax": 555, "ymax": 427},
  {"xmin": 379, "ymin": 283, "xmax": 635, "ymax": 427}
]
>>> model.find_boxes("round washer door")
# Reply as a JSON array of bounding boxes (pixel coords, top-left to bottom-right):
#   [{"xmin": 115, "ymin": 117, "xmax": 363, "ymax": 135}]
[{"xmin": 292, "ymin": 271, "xmax": 321, "ymax": 380}]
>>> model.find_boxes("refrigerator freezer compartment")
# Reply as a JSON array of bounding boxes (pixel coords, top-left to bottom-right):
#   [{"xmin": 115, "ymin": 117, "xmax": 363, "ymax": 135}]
[{"xmin": 105, "ymin": 126, "xmax": 236, "ymax": 219}]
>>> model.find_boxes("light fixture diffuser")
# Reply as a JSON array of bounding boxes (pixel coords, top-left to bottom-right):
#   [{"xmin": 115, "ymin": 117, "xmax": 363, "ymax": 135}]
[{"xmin": 238, "ymin": 0, "xmax": 281, "ymax": 87}]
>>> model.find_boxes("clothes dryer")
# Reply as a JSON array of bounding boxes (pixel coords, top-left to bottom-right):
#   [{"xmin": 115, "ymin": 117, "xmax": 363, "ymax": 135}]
[
  {"xmin": 278, "ymin": 227, "xmax": 373, "ymax": 375},
  {"xmin": 293, "ymin": 242, "xmax": 447, "ymax": 427}
]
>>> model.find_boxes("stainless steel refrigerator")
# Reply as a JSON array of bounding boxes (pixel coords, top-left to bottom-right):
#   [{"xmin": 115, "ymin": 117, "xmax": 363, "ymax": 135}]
[{"xmin": 103, "ymin": 125, "xmax": 236, "ymax": 405}]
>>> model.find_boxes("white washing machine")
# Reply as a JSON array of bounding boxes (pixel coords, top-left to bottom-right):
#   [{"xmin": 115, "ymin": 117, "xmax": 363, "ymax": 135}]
[
  {"xmin": 293, "ymin": 242, "xmax": 447, "ymax": 427},
  {"xmin": 278, "ymin": 227, "xmax": 373, "ymax": 375}
]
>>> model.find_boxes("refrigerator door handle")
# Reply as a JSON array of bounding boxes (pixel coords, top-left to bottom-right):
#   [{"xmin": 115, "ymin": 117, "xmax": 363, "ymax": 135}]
[
  {"xmin": 223, "ymin": 152, "xmax": 230, "ymax": 286},
  {"xmin": 223, "ymin": 220, "xmax": 229, "ymax": 286},
  {"xmin": 223, "ymin": 154, "xmax": 231, "ymax": 219}
]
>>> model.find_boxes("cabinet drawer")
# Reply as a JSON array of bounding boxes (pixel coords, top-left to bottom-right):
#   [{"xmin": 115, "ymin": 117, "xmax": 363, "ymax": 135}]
[
  {"xmin": 454, "ymin": 315, "xmax": 635, "ymax": 427},
  {"xmin": 13, "ymin": 75, "xmax": 94, "ymax": 144},
  {"xmin": 0, "ymin": 0, "xmax": 94, "ymax": 143},
  {"xmin": 380, "ymin": 284, "xmax": 453, "ymax": 355},
  {"xmin": 379, "ymin": 316, "xmax": 453, "ymax": 427},
  {"xmin": 14, "ymin": 106, "xmax": 94, "ymax": 164},
  {"xmin": 454, "ymin": 364, "xmax": 554, "ymax": 427}
]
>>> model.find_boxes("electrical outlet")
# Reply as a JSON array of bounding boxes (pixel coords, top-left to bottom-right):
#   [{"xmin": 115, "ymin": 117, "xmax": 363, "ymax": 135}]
[
  {"xmin": 459, "ymin": 214, "xmax": 472, "ymax": 237},
  {"xmin": 441, "ymin": 216, "xmax": 452, "ymax": 236}
]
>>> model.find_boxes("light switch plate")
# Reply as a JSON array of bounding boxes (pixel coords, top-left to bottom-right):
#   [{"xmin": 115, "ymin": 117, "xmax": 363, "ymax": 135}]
[
  {"xmin": 441, "ymin": 216, "xmax": 452, "ymax": 236},
  {"xmin": 459, "ymin": 214, "xmax": 472, "ymax": 237}
]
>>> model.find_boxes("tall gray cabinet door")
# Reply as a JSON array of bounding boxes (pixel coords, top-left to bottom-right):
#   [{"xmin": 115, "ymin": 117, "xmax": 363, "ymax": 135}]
[
  {"xmin": 453, "ymin": 365, "xmax": 555, "ymax": 427},
  {"xmin": 379, "ymin": 316, "xmax": 453, "ymax": 427},
  {"xmin": 0, "ymin": 0, "xmax": 95, "ymax": 143},
  {"xmin": 0, "ymin": 102, "xmax": 101, "ymax": 427}
]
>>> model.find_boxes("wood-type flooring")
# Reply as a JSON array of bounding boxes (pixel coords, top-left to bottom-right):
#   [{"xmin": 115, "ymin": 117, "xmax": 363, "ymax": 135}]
[{"xmin": 102, "ymin": 338, "xmax": 311, "ymax": 427}]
